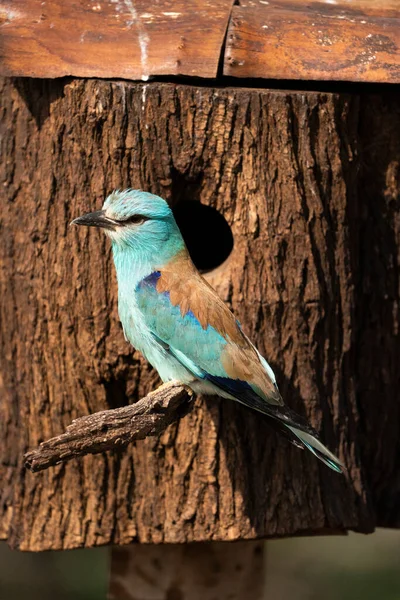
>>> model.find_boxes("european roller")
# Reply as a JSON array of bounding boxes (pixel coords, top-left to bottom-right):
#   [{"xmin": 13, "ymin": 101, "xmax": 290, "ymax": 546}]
[{"xmin": 72, "ymin": 189, "xmax": 343, "ymax": 473}]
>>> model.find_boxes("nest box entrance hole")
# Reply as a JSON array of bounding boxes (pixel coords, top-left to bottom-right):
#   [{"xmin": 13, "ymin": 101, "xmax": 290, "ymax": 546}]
[{"xmin": 171, "ymin": 171, "xmax": 234, "ymax": 273}]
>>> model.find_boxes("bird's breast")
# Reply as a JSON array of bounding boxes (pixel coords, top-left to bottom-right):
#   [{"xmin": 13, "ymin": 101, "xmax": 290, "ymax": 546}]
[
  {"xmin": 118, "ymin": 293, "xmax": 153, "ymax": 353},
  {"xmin": 117, "ymin": 291, "xmax": 194, "ymax": 384}
]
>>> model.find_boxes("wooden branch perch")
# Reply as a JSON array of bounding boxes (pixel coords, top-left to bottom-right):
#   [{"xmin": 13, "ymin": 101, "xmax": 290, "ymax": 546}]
[{"xmin": 25, "ymin": 382, "xmax": 194, "ymax": 473}]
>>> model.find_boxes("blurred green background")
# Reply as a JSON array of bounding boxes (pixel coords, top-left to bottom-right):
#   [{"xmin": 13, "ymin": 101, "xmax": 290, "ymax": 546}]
[
  {"xmin": 0, "ymin": 543, "xmax": 108, "ymax": 600},
  {"xmin": 265, "ymin": 529, "xmax": 400, "ymax": 600},
  {"xmin": 0, "ymin": 529, "xmax": 399, "ymax": 599}
]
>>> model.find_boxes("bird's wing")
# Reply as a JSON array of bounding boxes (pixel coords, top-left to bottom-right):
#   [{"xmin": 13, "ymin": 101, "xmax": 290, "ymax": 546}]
[{"xmin": 135, "ymin": 256, "xmax": 315, "ymax": 434}]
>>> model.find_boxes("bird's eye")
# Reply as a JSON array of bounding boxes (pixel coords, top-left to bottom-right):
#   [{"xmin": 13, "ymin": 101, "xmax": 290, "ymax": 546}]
[{"xmin": 122, "ymin": 215, "xmax": 148, "ymax": 226}]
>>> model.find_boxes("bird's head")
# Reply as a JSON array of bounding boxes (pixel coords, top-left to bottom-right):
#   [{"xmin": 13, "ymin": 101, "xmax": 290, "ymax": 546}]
[{"xmin": 72, "ymin": 189, "xmax": 185, "ymax": 264}]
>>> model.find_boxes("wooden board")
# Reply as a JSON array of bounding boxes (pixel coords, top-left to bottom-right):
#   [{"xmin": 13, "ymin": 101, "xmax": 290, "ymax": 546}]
[
  {"xmin": 1, "ymin": 78, "xmax": 399, "ymax": 551},
  {"xmin": 255, "ymin": 0, "xmax": 400, "ymax": 18},
  {"xmin": 0, "ymin": 0, "xmax": 233, "ymax": 79},
  {"xmin": 224, "ymin": 2, "xmax": 400, "ymax": 82},
  {"xmin": 0, "ymin": 0, "xmax": 398, "ymax": 82}
]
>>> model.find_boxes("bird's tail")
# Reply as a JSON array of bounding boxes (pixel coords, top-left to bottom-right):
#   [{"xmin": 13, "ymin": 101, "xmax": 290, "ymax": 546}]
[
  {"xmin": 196, "ymin": 368, "xmax": 344, "ymax": 473},
  {"xmin": 286, "ymin": 425, "xmax": 344, "ymax": 473}
]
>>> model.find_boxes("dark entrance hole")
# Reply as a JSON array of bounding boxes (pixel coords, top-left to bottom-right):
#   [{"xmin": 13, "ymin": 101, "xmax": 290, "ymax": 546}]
[{"xmin": 173, "ymin": 202, "xmax": 234, "ymax": 273}]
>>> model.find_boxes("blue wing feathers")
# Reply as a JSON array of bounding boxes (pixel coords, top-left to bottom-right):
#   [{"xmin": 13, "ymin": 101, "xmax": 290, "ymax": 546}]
[
  {"xmin": 203, "ymin": 372, "xmax": 316, "ymax": 431},
  {"xmin": 136, "ymin": 271, "xmax": 318, "ymax": 436},
  {"xmin": 136, "ymin": 272, "xmax": 227, "ymax": 365},
  {"xmin": 137, "ymin": 271, "xmax": 161, "ymax": 289}
]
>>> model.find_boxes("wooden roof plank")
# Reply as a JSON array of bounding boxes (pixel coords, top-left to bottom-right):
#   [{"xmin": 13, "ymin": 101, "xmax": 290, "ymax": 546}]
[
  {"xmin": 0, "ymin": 0, "xmax": 234, "ymax": 79},
  {"xmin": 1, "ymin": 0, "xmax": 399, "ymax": 82},
  {"xmin": 224, "ymin": 3, "xmax": 400, "ymax": 83},
  {"xmin": 253, "ymin": 0, "xmax": 400, "ymax": 19}
]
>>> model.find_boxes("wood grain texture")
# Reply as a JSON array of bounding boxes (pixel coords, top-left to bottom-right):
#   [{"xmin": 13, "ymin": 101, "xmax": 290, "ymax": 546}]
[
  {"xmin": 224, "ymin": 2, "xmax": 400, "ymax": 83},
  {"xmin": 0, "ymin": 78, "xmax": 399, "ymax": 551},
  {"xmin": 0, "ymin": 0, "xmax": 233, "ymax": 79},
  {"xmin": 1, "ymin": 0, "xmax": 399, "ymax": 83},
  {"xmin": 258, "ymin": 0, "xmax": 400, "ymax": 18},
  {"xmin": 25, "ymin": 382, "xmax": 194, "ymax": 472},
  {"xmin": 109, "ymin": 541, "xmax": 265, "ymax": 600}
]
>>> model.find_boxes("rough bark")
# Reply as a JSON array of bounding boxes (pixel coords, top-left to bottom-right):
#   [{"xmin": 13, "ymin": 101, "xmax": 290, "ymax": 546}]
[
  {"xmin": 25, "ymin": 382, "xmax": 194, "ymax": 472},
  {"xmin": 0, "ymin": 78, "xmax": 399, "ymax": 551},
  {"xmin": 109, "ymin": 541, "xmax": 265, "ymax": 600},
  {"xmin": 356, "ymin": 94, "xmax": 400, "ymax": 527}
]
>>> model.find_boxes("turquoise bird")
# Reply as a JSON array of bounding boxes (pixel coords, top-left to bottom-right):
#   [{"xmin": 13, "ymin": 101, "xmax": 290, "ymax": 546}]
[{"xmin": 72, "ymin": 189, "xmax": 343, "ymax": 473}]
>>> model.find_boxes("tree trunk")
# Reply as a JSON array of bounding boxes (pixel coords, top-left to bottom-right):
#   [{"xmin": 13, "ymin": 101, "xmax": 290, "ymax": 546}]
[
  {"xmin": 109, "ymin": 541, "xmax": 265, "ymax": 600},
  {"xmin": 0, "ymin": 77, "xmax": 399, "ymax": 551}
]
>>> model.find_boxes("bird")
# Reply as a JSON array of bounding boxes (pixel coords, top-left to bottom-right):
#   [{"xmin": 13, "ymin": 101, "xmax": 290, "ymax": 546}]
[{"xmin": 72, "ymin": 189, "xmax": 343, "ymax": 473}]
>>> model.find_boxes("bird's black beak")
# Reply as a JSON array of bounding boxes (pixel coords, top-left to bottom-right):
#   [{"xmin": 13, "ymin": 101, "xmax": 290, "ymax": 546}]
[{"xmin": 71, "ymin": 210, "xmax": 117, "ymax": 231}]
